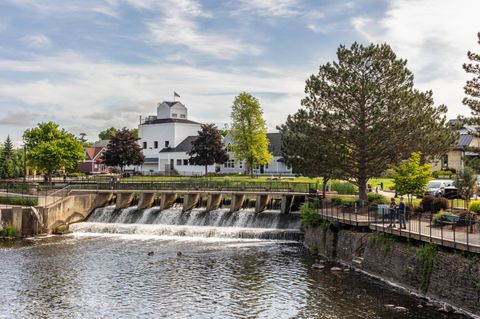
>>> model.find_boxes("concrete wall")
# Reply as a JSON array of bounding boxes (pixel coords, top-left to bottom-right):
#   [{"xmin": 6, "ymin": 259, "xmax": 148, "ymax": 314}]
[{"xmin": 304, "ymin": 227, "xmax": 480, "ymax": 316}]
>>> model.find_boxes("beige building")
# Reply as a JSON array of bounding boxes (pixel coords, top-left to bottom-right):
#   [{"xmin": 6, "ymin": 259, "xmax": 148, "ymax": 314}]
[{"xmin": 431, "ymin": 127, "xmax": 480, "ymax": 171}]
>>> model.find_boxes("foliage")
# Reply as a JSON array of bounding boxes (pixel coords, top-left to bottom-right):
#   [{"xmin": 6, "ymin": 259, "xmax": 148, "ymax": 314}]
[
  {"xmin": 279, "ymin": 108, "xmax": 342, "ymax": 197},
  {"xmin": 330, "ymin": 181, "xmax": 357, "ymax": 195},
  {"xmin": 432, "ymin": 197, "xmax": 448, "ymax": 213},
  {"xmin": 0, "ymin": 136, "xmax": 17, "ymax": 179},
  {"xmin": 367, "ymin": 193, "xmax": 389, "ymax": 205},
  {"xmin": 23, "ymin": 122, "xmax": 85, "ymax": 181},
  {"xmin": 468, "ymin": 200, "xmax": 480, "ymax": 213},
  {"xmin": 0, "ymin": 196, "xmax": 38, "ymax": 206},
  {"xmin": 299, "ymin": 202, "xmax": 320, "ymax": 228},
  {"xmin": 331, "ymin": 196, "xmax": 357, "ymax": 206},
  {"xmin": 389, "ymin": 152, "xmax": 432, "ymax": 203},
  {"xmin": 102, "ymin": 128, "xmax": 144, "ymax": 171},
  {"xmin": 476, "ymin": 282, "xmax": 480, "ymax": 294},
  {"xmin": 432, "ymin": 210, "xmax": 449, "ymax": 225},
  {"xmin": 462, "ymin": 33, "xmax": 480, "ymax": 124},
  {"xmin": 188, "ymin": 124, "xmax": 229, "ymax": 176},
  {"xmin": 416, "ymin": 243, "xmax": 437, "ymax": 294},
  {"xmin": 420, "ymin": 195, "xmax": 435, "ymax": 212},
  {"xmin": 454, "ymin": 167, "xmax": 477, "ymax": 203},
  {"xmin": 98, "ymin": 127, "xmax": 118, "ymax": 140},
  {"xmin": 369, "ymin": 232, "xmax": 396, "ymax": 256},
  {"xmin": 432, "ymin": 170, "xmax": 454, "ymax": 178},
  {"xmin": 1, "ymin": 224, "xmax": 17, "ymax": 237},
  {"xmin": 302, "ymin": 42, "xmax": 456, "ymax": 203},
  {"xmin": 230, "ymin": 93, "xmax": 272, "ymax": 177}
]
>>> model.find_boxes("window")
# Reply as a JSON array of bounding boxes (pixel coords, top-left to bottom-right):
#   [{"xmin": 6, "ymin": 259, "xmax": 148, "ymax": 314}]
[
  {"xmin": 238, "ymin": 161, "xmax": 243, "ymax": 169},
  {"xmin": 165, "ymin": 141, "xmax": 170, "ymax": 147},
  {"xmin": 172, "ymin": 113, "xmax": 178, "ymax": 118},
  {"xmin": 441, "ymin": 154, "xmax": 448, "ymax": 170},
  {"xmin": 177, "ymin": 159, "xmax": 182, "ymax": 166},
  {"xmin": 183, "ymin": 159, "xmax": 189, "ymax": 166},
  {"xmin": 180, "ymin": 114, "xmax": 186, "ymax": 118},
  {"xmin": 224, "ymin": 160, "xmax": 235, "ymax": 168},
  {"xmin": 143, "ymin": 142, "xmax": 147, "ymax": 149},
  {"xmin": 226, "ymin": 143, "xmax": 232, "ymax": 152},
  {"xmin": 154, "ymin": 141, "xmax": 158, "ymax": 149}
]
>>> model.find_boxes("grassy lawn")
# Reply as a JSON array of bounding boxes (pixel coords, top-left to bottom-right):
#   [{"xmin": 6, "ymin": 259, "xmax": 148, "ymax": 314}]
[{"xmin": 368, "ymin": 178, "xmax": 395, "ymax": 191}]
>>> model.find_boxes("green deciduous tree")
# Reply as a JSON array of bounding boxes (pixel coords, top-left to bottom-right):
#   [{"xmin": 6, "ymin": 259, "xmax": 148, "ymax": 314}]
[
  {"xmin": 23, "ymin": 122, "xmax": 85, "ymax": 181},
  {"xmin": 98, "ymin": 127, "xmax": 118, "ymax": 140},
  {"xmin": 389, "ymin": 152, "xmax": 432, "ymax": 204},
  {"xmin": 102, "ymin": 128, "xmax": 144, "ymax": 173},
  {"xmin": 188, "ymin": 124, "xmax": 229, "ymax": 176},
  {"xmin": 454, "ymin": 166, "xmax": 477, "ymax": 205},
  {"xmin": 230, "ymin": 92, "xmax": 273, "ymax": 177},
  {"xmin": 302, "ymin": 42, "xmax": 456, "ymax": 203},
  {"xmin": 279, "ymin": 109, "xmax": 342, "ymax": 197}
]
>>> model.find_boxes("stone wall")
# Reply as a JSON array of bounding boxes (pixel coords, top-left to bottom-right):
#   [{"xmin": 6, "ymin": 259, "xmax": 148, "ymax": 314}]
[{"xmin": 304, "ymin": 226, "xmax": 480, "ymax": 316}]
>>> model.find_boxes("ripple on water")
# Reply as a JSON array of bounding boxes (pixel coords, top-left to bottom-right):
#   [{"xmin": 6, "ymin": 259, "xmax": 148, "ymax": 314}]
[{"xmin": 0, "ymin": 236, "xmax": 467, "ymax": 319}]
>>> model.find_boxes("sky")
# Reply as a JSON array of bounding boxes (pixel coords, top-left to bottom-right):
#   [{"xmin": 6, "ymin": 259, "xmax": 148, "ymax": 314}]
[{"xmin": 0, "ymin": 0, "xmax": 479, "ymax": 145}]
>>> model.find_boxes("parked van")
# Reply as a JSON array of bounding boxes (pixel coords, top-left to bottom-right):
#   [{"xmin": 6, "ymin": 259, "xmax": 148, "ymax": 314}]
[{"xmin": 424, "ymin": 180, "xmax": 454, "ymax": 197}]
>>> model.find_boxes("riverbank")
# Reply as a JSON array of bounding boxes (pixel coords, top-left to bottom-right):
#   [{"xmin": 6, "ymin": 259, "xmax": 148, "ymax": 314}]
[{"xmin": 304, "ymin": 226, "xmax": 480, "ymax": 317}]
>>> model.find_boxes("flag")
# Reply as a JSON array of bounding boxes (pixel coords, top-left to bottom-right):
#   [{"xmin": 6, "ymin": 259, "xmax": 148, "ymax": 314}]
[{"xmin": 174, "ymin": 91, "xmax": 180, "ymax": 98}]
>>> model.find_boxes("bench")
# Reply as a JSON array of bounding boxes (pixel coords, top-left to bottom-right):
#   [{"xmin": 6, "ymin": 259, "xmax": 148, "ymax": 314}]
[{"xmin": 439, "ymin": 215, "xmax": 461, "ymax": 230}]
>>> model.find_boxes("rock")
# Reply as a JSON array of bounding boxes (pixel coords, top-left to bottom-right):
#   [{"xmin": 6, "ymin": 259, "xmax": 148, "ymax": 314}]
[
  {"xmin": 330, "ymin": 267, "xmax": 342, "ymax": 271},
  {"xmin": 177, "ymin": 251, "xmax": 182, "ymax": 257},
  {"xmin": 147, "ymin": 251, "xmax": 154, "ymax": 256},
  {"xmin": 343, "ymin": 268, "xmax": 350, "ymax": 272},
  {"xmin": 394, "ymin": 306, "xmax": 408, "ymax": 312},
  {"xmin": 438, "ymin": 304, "xmax": 454, "ymax": 313},
  {"xmin": 417, "ymin": 305, "xmax": 423, "ymax": 308},
  {"xmin": 384, "ymin": 304, "xmax": 396, "ymax": 309},
  {"xmin": 312, "ymin": 264, "xmax": 325, "ymax": 270}
]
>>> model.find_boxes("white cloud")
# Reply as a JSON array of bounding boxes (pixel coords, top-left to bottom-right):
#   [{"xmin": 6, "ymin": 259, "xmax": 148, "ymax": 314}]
[
  {"xmin": 351, "ymin": 0, "xmax": 480, "ymax": 118},
  {"xmin": 21, "ymin": 33, "xmax": 52, "ymax": 49},
  {"xmin": 146, "ymin": 0, "xmax": 261, "ymax": 59},
  {"xmin": 0, "ymin": 52, "xmax": 307, "ymax": 138},
  {"xmin": 236, "ymin": 0, "xmax": 301, "ymax": 17},
  {"xmin": 5, "ymin": 0, "xmax": 119, "ymax": 17}
]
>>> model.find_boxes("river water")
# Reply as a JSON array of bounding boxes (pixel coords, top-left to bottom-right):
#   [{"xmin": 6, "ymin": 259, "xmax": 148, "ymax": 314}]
[{"xmin": 0, "ymin": 207, "xmax": 468, "ymax": 318}]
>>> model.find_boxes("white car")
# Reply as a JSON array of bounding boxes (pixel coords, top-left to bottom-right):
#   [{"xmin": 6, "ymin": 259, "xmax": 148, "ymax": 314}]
[{"xmin": 424, "ymin": 180, "xmax": 454, "ymax": 197}]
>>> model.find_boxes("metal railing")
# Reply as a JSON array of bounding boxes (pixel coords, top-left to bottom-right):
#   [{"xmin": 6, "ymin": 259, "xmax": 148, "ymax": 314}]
[{"xmin": 316, "ymin": 200, "xmax": 480, "ymax": 254}]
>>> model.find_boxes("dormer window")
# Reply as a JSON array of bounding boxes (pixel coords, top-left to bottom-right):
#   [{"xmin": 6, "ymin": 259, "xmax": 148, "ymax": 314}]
[
  {"xmin": 165, "ymin": 141, "xmax": 170, "ymax": 147},
  {"xmin": 180, "ymin": 114, "xmax": 186, "ymax": 118},
  {"xmin": 172, "ymin": 113, "xmax": 178, "ymax": 118}
]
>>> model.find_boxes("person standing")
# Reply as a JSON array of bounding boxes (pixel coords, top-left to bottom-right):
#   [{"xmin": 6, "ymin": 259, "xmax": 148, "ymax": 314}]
[
  {"xmin": 388, "ymin": 198, "xmax": 397, "ymax": 228},
  {"xmin": 397, "ymin": 197, "xmax": 407, "ymax": 229}
]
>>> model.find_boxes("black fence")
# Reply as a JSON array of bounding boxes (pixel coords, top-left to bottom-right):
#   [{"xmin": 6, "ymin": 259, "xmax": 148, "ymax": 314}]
[{"xmin": 316, "ymin": 200, "xmax": 480, "ymax": 253}]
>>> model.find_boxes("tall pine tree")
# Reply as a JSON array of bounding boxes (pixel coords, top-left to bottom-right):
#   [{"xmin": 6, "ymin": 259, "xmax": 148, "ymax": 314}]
[
  {"xmin": 0, "ymin": 136, "xmax": 16, "ymax": 179},
  {"xmin": 463, "ymin": 33, "xmax": 480, "ymax": 124},
  {"xmin": 302, "ymin": 42, "xmax": 456, "ymax": 203}
]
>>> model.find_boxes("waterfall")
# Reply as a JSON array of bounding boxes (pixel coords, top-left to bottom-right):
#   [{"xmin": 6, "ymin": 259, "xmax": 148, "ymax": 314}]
[{"xmin": 70, "ymin": 206, "xmax": 303, "ymax": 241}]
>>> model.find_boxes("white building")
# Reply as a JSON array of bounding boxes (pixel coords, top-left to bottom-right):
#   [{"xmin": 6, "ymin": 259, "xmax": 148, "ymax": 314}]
[{"xmin": 138, "ymin": 101, "xmax": 292, "ymax": 176}]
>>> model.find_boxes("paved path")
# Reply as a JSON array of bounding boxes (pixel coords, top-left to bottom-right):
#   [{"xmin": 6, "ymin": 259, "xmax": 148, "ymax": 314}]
[{"xmin": 318, "ymin": 207, "xmax": 480, "ymax": 254}]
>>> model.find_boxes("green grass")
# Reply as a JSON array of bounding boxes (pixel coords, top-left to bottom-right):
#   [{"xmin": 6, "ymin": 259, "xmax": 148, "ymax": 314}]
[
  {"xmin": 368, "ymin": 178, "xmax": 395, "ymax": 191},
  {"xmin": 0, "ymin": 196, "xmax": 38, "ymax": 206}
]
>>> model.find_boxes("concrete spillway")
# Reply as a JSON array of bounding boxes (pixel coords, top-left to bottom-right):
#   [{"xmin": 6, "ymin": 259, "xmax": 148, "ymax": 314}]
[{"xmin": 70, "ymin": 206, "xmax": 303, "ymax": 241}]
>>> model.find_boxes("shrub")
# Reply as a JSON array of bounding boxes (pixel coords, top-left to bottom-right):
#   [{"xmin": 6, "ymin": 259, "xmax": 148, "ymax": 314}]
[
  {"xmin": 367, "ymin": 193, "xmax": 389, "ymax": 205},
  {"xmin": 330, "ymin": 181, "xmax": 357, "ymax": 195},
  {"xmin": 421, "ymin": 195, "xmax": 435, "ymax": 212},
  {"xmin": 432, "ymin": 197, "xmax": 448, "ymax": 213},
  {"xmin": 432, "ymin": 170, "xmax": 454, "ymax": 178},
  {"xmin": 0, "ymin": 196, "xmax": 38, "ymax": 206},
  {"xmin": 432, "ymin": 210, "xmax": 448, "ymax": 225},
  {"xmin": 468, "ymin": 200, "xmax": 480, "ymax": 214},
  {"xmin": 1, "ymin": 224, "xmax": 17, "ymax": 237},
  {"xmin": 331, "ymin": 196, "xmax": 357, "ymax": 206},
  {"xmin": 416, "ymin": 243, "xmax": 437, "ymax": 294},
  {"xmin": 68, "ymin": 172, "xmax": 85, "ymax": 178},
  {"xmin": 370, "ymin": 232, "xmax": 396, "ymax": 255},
  {"xmin": 300, "ymin": 202, "xmax": 320, "ymax": 228}
]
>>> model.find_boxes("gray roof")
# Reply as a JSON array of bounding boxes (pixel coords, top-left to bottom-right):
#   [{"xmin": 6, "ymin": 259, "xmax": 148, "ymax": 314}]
[
  {"xmin": 141, "ymin": 118, "xmax": 201, "ymax": 125},
  {"xmin": 160, "ymin": 136, "xmax": 198, "ymax": 153},
  {"xmin": 456, "ymin": 134, "xmax": 474, "ymax": 149},
  {"xmin": 267, "ymin": 133, "xmax": 282, "ymax": 156}
]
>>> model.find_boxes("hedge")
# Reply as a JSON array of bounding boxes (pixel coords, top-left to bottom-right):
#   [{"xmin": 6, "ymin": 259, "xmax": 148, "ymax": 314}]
[{"xmin": 0, "ymin": 196, "xmax": 38, "ymax": 206}]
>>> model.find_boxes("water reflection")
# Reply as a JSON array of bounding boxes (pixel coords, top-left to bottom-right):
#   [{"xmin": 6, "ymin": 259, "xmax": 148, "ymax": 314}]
[{"xmin": 0, "ymin": 236, "xmax": 466, "ymax": 319}]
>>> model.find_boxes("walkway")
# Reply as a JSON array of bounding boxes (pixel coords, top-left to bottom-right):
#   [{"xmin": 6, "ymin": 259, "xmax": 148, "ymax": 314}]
[{"xmin": 318, "ymin": 206, "xmax": 480, "ymax": 254}]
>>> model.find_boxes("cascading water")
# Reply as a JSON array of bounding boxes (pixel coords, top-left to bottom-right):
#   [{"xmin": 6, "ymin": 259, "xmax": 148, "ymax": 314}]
[{"xmin": 69, "ymin": 206, "xmax": 303, "ymax": 240}]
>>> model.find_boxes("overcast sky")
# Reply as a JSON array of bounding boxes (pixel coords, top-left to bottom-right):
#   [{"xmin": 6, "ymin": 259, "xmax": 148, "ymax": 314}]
[{"xmin": 0, "ymin": 0, "xmax": 479, "ymax": 145}]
